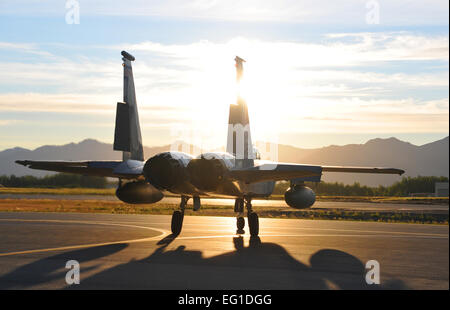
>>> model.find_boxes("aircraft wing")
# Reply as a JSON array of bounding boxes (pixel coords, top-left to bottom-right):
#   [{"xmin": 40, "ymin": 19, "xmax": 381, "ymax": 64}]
[
  {"xmin": 228, "ymin": 163, "xmax": 323, "ymax": 184},
  {"xmin": 321, "ymin": 166, "xmax": 404, "ymax": 175},
  {"xmin": 15, "ymin": 160, "xmax": 144, "ymax": 179},
  {"xmin": 227, "ymin": 163, "xmax": 404, "ymax": 184}
]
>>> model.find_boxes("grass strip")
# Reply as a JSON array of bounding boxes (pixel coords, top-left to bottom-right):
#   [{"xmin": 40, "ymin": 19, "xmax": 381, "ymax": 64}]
[{"xmin": 0, "ymin": 199, "xmax": 447, "ymax": 224}]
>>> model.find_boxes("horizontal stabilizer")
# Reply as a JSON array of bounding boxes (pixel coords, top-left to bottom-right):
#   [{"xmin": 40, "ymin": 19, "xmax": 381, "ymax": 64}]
[{"xmin": 16, "ymin": 160, "xmax": 144, "ymax": 179}]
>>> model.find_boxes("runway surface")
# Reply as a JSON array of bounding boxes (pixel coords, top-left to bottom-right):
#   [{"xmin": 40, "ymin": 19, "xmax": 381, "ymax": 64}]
[
  {"xmin": 0, "ymin": 212, "xmax": 447, "ymax": 289},
  {"xmin": 1, "ymin": 194, "xmax": 448, "ymax": 213}
]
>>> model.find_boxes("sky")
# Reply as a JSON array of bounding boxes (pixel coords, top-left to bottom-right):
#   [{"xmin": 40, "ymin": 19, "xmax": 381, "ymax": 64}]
[{"xmin": 0, "ymin": 0, "xmax": 448, "ymax": 151}]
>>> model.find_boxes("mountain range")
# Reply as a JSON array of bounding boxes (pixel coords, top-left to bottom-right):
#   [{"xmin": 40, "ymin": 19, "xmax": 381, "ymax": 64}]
[{"xmin": 1, "ymin": 136, "xmax": 448, "ymax": 186}]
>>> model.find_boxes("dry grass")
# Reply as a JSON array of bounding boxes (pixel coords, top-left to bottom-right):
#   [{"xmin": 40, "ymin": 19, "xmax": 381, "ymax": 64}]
[
  {"xmin": 271, "ymin": 194, "xmax": 448, "ymax": 205},
  {"xmin": 1, "ymin": 188, "xmax": 448, "ymax": 205},
  {"xmin": 0, "ymin": 198, "xmax": 177, "ymax": 214},
  {"xmin": 0, "ymin": 187, "xmax": 116, "ymax": 195},
  {"xmin": 0, "ymin": 198, "xmax": 447, "ymax": 224}
]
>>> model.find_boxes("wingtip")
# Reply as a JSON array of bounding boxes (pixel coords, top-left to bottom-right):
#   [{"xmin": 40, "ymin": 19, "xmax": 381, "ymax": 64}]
[{"xmin": 15, "ymin": 160, "xmax": 27, "ymax": 166}]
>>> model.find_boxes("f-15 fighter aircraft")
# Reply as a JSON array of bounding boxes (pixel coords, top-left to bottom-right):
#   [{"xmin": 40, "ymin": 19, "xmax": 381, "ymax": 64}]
[{"xmin": 17, "ymin": 51, "xmax": 404, "ymax": 236}]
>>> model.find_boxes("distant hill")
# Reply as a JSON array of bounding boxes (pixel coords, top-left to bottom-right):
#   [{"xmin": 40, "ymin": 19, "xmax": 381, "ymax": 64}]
[
  {"xmin": 1, "ymin": 136, "xmax": 448, "ymax": 186},
  {"xmin": 0, "ymin": 139, "xmax": 173, "ymax": 178},
  {"xmin": 277, "ymin": 136, "xmax": 449, "ymax": 186}
]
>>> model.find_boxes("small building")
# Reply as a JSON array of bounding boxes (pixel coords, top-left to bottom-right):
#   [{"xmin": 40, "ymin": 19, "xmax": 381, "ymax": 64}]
[{"xmin": 435, "ymin": 182, "xmax": 449, "ymax": 197}]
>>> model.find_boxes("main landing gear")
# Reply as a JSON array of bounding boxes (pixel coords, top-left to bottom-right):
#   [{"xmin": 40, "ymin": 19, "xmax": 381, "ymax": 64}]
[
  {"xmin": 234, "ymin": 197, "xmax": 259, "ymax": 237},
  {"xmin": 171, "ymin": 195, "xmax": 259, "ymax": 237},
  {"xmin": 171, "ymin": 195, "xmax": 189, "ymax": 235},
  {"xmin": 171, "ymin": 195, "xmax": 201, "ymax": 235}
]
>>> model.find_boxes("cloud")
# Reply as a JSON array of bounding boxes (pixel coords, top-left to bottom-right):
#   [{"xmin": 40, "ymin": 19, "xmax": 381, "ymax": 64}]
[
  {"xmin": 124, "ymin": 33, "xmax": 449, "ymax": 66},
  {"xmin": 0, "ymin": 119, "xmax": 23, "ymax": 126},
  {"xmin": 1, "ymin": 32, "xmax": 447, "ymax": 95},
  {"xmin": 1, "ymin": 0, "xmax": 448, "ymax": 25},
  {"xmin": 0, "ymin": 42, "xmax": 54, "ymax": 57},
  {"xmin": 278, "ymin": 97, "xmax": 449, "ymax": 134},
  {"xmin": 0, "ymin": 33, "xmax": 448, "ymax": 143}
]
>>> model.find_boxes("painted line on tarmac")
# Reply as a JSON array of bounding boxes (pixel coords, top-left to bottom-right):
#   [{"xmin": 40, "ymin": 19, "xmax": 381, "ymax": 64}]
[
  {"xmin": 0, "ymin": 219, "xmax": 170, "ymax": 257},
  {"xmin": 139, "ymin": 221, "xmax": 448, "ymax": 238},
  {"xmin": 0, "ymin": 217, "xmax": 446, "ymax": 257},
  {"xmin": 256, "ymin": 226, "xmax": 449, "ymax": 238},
  {"xmin": 4, "ymin": 217, "xmax": 445, "ymax": 238},
  {"xmin": 2, "ymin": 216, "xmax": 446, "ymax": 237},
  {"xmin": 174, "ymin": 233, "xmax": 448, "ymax": 241},
  {"xmin": 108, "ymin": 219, "xmax": 448, "ymax": 238}
]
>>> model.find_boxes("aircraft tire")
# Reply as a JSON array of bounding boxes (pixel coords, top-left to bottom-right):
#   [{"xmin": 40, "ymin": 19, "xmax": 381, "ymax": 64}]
[
  {"xmin": 171, "ymin": 210, "xmax": 184, "ymax": 235},
  {"xmin": 248, "ymin": 212, "xmax": 259, "ymax": 237},
  {"xmin": 237, "ymin": 217, "xmax": 245, "ymax": 229},
  {"xmin": 236, "ymin": 217, "xmax": 245, "ymax": 234}
]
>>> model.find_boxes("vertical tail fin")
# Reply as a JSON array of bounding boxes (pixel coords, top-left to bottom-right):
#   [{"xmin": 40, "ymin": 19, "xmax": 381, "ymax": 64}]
[
  {"xmin": 226, "ymin": 56, "xmax": 254, "ymax": 168},
  {"xmin": 113, "ymin": 51, "xmax": 144, "ymax": 161}
]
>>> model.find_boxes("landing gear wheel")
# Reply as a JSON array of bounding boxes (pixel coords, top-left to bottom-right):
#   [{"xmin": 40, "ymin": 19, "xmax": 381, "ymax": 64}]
[
  {"xmin": 248, "ymin": 212, "xmax": 259, "ymax": 237},
  {"xmin": 171, "ymin": 210, "xmax": 184, "ymax": 235},
  {"xmin": 236, "ymin": 217, "xmax": 245, "ymax": 235},
  {"xmin": 234, "ymin": 198, "xmax": 244, "ymax": 213}
]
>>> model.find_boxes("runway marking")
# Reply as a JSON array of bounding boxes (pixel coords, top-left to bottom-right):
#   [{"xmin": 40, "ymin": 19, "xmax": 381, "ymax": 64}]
[
  {"xmin": 3, "ymin": 218, "xmax": 446, "ymax": 237},
  {"xmin": 0, "ymin": 219, "xmax": 170, "ymax": 257},
  {"xmin": 174, "ymin": 233, "xmax": 448, "ymax": 240},
  {"xmin": 54, "ymin": 218, "xmax": 448, "ymax": 238},
  {"xmin": 255, "ymin": 226, "xmax": 449, "ymax": 238},
  {"xmin": 96, "ymin": 218, "xmax": 448, "ymax": 237},
  {"xmin": 131, "ymin": 221, "xmax": 448, "ymax": 238},
  {"xmin": 0, "ymin": 217, "xmax": 447, "ymax": 257},
  {"xmin": 0, "ymin": 218, "xmax": 165, "ymax": 231}
]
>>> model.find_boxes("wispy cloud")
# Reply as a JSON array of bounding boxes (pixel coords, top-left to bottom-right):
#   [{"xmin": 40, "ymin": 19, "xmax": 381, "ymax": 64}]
[
  {"xmin": 0, "ymin": 32, "xmax": 448, "ymax": 148},
  {"xmin": 1, "ymin": 0, "xmax": 448, "ymax": 25},
  {"xmin": 0, "ymin": 119, "xmax": 23, "ymax": 126},
  {"xmin": 124, "ymin": 33, "xmax": 449, "ymax": 66},
  {"xmin": 0, "ymin": 42, "xmax": 54, "ymax": 57}
]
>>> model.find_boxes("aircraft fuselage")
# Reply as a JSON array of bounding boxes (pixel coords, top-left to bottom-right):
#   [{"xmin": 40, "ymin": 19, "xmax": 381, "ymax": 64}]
[{"xmin": 143, "ymin": 151, "xmax": 275, "ymax": 199}]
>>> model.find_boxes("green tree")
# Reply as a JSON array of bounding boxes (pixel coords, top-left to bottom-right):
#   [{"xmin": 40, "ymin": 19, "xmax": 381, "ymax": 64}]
[{"xmin": 0, "ymin": 173, "xmax": 108, "ymax": 188}]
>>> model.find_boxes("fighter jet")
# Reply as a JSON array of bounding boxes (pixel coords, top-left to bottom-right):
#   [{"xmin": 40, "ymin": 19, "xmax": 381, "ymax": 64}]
[{"xmin": 17, "ymin": 51, "xmax": 404, "ymax": 236}]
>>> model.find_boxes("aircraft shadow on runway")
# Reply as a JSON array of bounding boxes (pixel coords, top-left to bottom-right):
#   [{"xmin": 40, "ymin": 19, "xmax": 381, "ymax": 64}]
[
  {"xmin": 0, "ymin": 243, "xmax": 128, "ymax": 289},
  {"xmin": 0, "ymin": 237, "xmax": 407, "ymax": 290}
]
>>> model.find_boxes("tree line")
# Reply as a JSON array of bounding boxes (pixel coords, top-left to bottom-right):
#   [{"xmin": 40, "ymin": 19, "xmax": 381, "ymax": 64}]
[
  {"xmin": 273, "ymin": 176, "xmax": 449, "ymax": 196},
  {"xmin": 0, "ymin": 174, "xmax": 448, "ymax": 196},
  {"xmin": 0, "ymin": 174, "xmax": 108, "ymax": 188}
]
